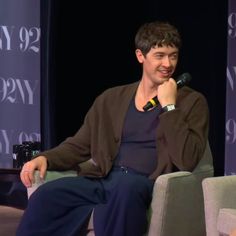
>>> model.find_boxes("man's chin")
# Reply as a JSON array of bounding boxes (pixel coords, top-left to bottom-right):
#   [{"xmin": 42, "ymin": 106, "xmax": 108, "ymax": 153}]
[{"xmin": 159, "ymin": 77, "xmax": 170, "ymax": 83}]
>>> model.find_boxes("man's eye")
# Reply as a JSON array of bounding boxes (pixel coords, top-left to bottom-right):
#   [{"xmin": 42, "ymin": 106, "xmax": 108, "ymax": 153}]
[
  {"xmin": 156, "ymin": 54, "xmax": 163, "ymax": 59},
  {"xmin": 170, "ymin": 54, "xmax": 178, "ymax": 60}
]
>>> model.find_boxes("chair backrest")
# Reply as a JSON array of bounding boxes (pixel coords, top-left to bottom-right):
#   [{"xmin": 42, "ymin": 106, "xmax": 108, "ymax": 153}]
[{"xmin": 193, "ymin": 141, "xmax": 214, "ymax": 174}]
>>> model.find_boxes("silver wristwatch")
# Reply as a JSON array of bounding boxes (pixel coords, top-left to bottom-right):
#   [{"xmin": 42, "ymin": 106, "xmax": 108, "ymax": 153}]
[{"xmin": 162, "ymin": 104, "xmax": 176, "ymax": 112}]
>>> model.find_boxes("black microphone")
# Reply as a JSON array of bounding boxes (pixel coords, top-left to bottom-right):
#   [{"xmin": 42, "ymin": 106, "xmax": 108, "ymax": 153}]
[{"xmin": 142, "ymin": 72, "xmax": 192, "ymax": 111}]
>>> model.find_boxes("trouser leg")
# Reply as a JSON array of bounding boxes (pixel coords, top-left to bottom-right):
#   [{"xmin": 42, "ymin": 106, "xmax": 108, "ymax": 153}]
[
  {"xmin": 16, "ymin": 176, "xmax": 104, "ymax": 236},
  {"xmin": 94, "ymin": 171, "xmax": 154, "ymax": 236}
]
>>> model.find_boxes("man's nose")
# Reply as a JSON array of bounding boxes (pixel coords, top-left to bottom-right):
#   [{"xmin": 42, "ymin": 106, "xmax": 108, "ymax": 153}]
[{"xmin": 162, "ymin": 56, "xmax": 171, "ymax": 67}]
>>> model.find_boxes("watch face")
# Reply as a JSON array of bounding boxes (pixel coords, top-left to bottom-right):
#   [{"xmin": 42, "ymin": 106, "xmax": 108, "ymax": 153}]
[
  {"xmin": 162, "ymin": 104, "xmax": 176, "ymax": 112},
  {"xmin": 167, "ymin": 104, "xmax": 176, "ymax": 111}
]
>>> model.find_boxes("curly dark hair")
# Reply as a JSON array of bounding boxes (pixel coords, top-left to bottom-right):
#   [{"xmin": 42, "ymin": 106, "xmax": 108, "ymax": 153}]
[{"xmin": 135, "ymin": 21, "xmax": 181, "ymax": 56}]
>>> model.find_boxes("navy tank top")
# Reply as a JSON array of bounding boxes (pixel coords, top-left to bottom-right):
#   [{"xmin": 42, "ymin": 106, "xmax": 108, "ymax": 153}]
[{"xmin": 115, "ymin": 97, "xmax": 161, "ymax": 175}]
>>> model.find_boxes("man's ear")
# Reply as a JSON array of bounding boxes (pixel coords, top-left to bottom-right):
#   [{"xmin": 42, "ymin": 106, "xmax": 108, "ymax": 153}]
[{"xmin": 135, "ymin": 49, "xmax": 144, "ymax": 63}]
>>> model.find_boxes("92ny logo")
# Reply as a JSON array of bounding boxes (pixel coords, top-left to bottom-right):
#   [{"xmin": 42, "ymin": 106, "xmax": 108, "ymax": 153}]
[{"xmin": 0, "ymin": 25, "xmax": 40, "ymax": 52}]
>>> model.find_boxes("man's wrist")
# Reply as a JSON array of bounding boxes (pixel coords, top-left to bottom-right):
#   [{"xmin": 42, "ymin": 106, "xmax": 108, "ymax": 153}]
[{"xmin": 162, "ymin": 104, "xmax": 176, "ymax": 112}]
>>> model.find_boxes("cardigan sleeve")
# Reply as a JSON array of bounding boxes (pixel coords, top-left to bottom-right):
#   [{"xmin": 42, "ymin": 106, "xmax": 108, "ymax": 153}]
[
  {"xmin": 39, "ymin": 103, "xmax": 96, "ymax": 170},
  {"xmin": 156, "ymin": 89, "xmax": 209, "ymax": 171}
]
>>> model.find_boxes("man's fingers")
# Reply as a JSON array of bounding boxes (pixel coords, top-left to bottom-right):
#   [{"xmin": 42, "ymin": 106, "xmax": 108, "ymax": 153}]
[
  {"xmin": 20, "ymin": 170, "xmax": 34, "ymax": 187},
  {"xmin": 39, "ymin": 166, "xmax": 46, "ymax": 179}
]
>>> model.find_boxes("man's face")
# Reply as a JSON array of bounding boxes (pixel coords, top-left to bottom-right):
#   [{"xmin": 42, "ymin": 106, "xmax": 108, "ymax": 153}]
[{"xmin": 136, "ymin": 45, "xmax": 179, "ymax": 85}]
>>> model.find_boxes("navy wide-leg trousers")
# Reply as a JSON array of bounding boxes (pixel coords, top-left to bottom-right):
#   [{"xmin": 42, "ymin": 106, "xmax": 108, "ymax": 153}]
[{"xmin": 16, "ymin": 169, "xmax": 154, "ymax": 236}]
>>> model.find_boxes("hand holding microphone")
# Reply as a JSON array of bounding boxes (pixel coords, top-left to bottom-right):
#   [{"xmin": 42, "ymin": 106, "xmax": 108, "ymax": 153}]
[
  {"xmin": 157, "ymin": 78, "xmax": 178, "ymax": 107},
  {"xmin": 143, "ymin": 72, "xmax": 192, "ymax": 111}
]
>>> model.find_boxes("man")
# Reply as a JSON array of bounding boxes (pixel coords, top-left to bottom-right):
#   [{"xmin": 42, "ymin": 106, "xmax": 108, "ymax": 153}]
[{"xmin": 17, "ymin": 21, "xmax": 209, "ymax": 236}]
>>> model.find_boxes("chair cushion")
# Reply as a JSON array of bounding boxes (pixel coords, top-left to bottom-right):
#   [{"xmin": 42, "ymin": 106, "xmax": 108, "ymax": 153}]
[{"xmin": 217, "ymin": 208, "xmax": 236, "ymax": 235}]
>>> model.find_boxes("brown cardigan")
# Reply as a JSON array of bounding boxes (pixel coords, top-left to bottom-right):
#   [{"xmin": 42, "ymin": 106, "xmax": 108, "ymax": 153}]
[{"xmin": 41, "ymin": 81, "xmax": 209, "ymax": 180}]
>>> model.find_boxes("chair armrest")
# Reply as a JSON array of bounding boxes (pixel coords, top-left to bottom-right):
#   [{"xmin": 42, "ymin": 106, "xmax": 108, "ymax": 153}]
[
  {"xmin": 27, "ymin": 170, "xmax": 77, "ymax": 198},
  {"xmin": 148, "ymin": 167, "xmax": 213, "ymax": 236},
  {"xmin": 202, "ymin": 175, "xmax": 236, "ymax": 236}
]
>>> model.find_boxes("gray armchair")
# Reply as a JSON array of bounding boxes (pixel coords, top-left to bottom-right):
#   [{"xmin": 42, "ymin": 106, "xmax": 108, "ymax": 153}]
[
  {"xmin": 28, "ymin": 141, "xmax": 213, "ymax": 236},
  {"xmin": 202, "ymin": 175, "xmax": 236, "ymax": 236}
]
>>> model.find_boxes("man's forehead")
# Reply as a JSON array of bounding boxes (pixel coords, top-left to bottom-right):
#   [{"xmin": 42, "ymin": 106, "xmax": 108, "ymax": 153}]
[{"xmin": 151, "ymin": 45, "xmax": 179, "ymax": 52}]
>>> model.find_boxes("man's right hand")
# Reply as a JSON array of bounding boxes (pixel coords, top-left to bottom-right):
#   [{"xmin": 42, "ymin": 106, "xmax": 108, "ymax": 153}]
[{"xmin": 20, "ymin": 156, "xmax": 47, "ymax": 188}]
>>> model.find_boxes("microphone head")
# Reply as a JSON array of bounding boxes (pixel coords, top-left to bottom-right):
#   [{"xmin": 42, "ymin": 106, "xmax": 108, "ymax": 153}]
[{"xmin": 176, "ymin": 72, "xmax": 192, "ymax": 88}]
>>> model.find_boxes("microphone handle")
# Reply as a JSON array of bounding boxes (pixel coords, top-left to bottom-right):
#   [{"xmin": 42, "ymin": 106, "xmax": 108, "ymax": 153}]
[{"xmin": 143, "ymin": 97, "xmax": 158, "ymax": 111}]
